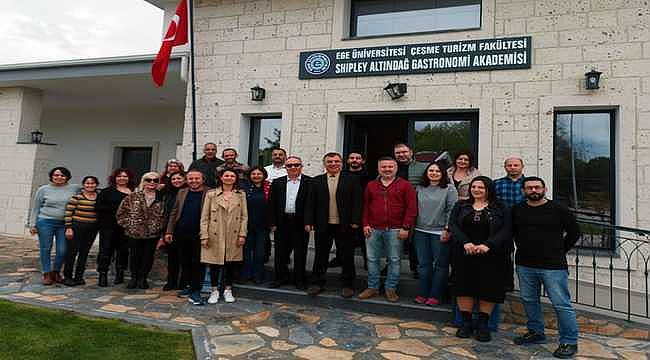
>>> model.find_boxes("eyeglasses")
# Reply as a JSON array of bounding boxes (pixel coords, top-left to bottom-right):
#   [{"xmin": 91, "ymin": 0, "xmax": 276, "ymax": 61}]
[
  {"xmin": 144, "ymin": 178, "xmax": 160, "ymax": 183},
  {"xmin": 285, "ymin": 163, "xmax": 302, "ymax": 168}
]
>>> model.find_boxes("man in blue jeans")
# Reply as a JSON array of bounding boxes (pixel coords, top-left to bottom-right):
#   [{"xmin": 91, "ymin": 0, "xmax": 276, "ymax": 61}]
[
  {"xmin": 358, "ymin": 157, "xmax": 417, "ymax": 303},
  {"xmin": 512, "ymin": 176, "xmax": 581, "ymax": 359}
]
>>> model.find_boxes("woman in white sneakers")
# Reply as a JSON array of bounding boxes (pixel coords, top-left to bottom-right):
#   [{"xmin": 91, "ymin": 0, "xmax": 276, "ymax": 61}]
[{"xmin": 200, "ymin": 169, "xmax": 248, "ymax": 304}]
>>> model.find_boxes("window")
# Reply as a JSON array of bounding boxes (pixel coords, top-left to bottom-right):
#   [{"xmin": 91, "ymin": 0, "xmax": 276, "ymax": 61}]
[
  {"xmin": 249, "ymin": 117, "xmax": 282, "ymax": 167},
  {"xmin": 553, "ymin": 111, "xmax": 616, "ymax": 250},
  {"xmin": 350, "ymin": 0, "xmax": 481, "ymax": 38},
  {"xmin": 412, "ymin": 115, "xmax": 478, "ymax": 168}
]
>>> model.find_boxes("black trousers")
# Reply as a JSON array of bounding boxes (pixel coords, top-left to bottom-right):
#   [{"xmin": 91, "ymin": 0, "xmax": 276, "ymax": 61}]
[
  {"xmin": 128, "ymin": 237, "xmax": 158, "ymax": 279},
  {"xmin": 64, "ymin": 222, "xmax": 98, "ymax": 279},
  {"xmin": 312, "ymin": 224, "xmax": 355, "ymax": 287},
  {"xmin": 177, "ymin": 231, "xmax": 201, "ymax": 290},
  {"xmin": 97, "ymin": 224, "xmax": 129, "ymax": 273},
  {"xmin": 274, "ymin": 215, "xmax": 309, "ymax": 285},
  {"xmin": 165, "ymin": 238, "xmax": 182, "ymax": 287},
  {"xmin": 217, "ymin": 262, "xmax": 240, "ymax": 287}
]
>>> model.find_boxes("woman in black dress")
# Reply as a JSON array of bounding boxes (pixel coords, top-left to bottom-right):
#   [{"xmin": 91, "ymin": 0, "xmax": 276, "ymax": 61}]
[
  {"xmin": 95, "ymin": 168, "xmax": 135, "ymax": 287},
  {"xmin": 449, "ymin": 176, "xmax": 511, "ymax": 342}
]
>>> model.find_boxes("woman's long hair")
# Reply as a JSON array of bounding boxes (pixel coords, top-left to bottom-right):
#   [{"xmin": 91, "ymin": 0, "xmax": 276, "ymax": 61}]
[
  {"xmin": 467, "ymin": 176, "xmax": 498, "ymax": 205},
  {"xmin": 420, "ymin": 161, "xmax": 450, "ymax": 188},
  {"xmin": 108, "ymin": 168, "xmax": 136, "ymax": 190}
]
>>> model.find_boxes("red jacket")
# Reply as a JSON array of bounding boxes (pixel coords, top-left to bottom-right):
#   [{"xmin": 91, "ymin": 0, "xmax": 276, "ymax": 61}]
[{"xmin": 362, "ymin": 177, "xmax": 417, "ymax": 230}]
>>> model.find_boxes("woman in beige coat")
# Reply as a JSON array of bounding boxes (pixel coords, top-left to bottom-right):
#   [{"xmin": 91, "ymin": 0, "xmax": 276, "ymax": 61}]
[{"xmin": 200, "ymin": 169, "xmax": 248, "ymax": 304}]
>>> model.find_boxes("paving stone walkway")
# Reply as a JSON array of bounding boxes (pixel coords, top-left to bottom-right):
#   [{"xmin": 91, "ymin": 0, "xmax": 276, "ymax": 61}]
[{"xmin": 1, "ymin": 235, "xmax": 648, "ymax": 359}]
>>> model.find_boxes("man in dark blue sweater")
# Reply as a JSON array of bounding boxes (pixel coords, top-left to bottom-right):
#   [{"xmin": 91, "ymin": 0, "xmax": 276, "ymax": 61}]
[{"xmin": 512, "ymin": 176, "xmax": 581, "ymax": 359}]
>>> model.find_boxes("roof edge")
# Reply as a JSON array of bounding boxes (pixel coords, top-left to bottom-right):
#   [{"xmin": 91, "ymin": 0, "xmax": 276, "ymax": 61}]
[{"xmin": 0, "ymin": 52, "xmax": 188, "ymax": 72}]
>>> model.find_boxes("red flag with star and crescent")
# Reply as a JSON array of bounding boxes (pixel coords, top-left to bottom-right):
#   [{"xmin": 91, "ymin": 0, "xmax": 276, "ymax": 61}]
[{"xmin": 152, "ymin": 0, "xmax": 188, "ymax": 87}]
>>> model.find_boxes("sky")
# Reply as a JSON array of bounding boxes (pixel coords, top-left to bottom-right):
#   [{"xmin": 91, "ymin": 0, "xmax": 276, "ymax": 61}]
[{"xmin": 0, "ymin": 0, "xmax": 164, "ymax": 65}]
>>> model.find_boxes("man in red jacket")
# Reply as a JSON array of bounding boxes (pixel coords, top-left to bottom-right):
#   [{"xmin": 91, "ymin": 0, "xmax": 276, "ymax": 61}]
[{"xmin": 358, "ymin": 157, "xmax": 417, "ymax": 302}]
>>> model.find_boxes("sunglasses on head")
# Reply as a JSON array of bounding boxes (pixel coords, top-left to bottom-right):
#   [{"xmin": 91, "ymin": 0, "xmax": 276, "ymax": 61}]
[
  {"xmin": 285, "ymin": 163, "xmax": 302, "ymax": 168},
  {"xmin": 144, "ymin": 178, "xmax": 160, "ymax": 183}
]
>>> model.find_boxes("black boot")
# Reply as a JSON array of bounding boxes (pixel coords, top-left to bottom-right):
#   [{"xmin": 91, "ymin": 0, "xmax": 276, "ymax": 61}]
[
  {"xmin": 476, "ymin": 312, "xmax": 492, "ymax": 342},
  {"xmin": 456, "ymin": 311, "xmax": 473, "ymax": 338},
  {"xmin": 98, "ymin": 272, "xmax": 108, "ymax": 287},
  {"xmin": 114, "ymin": 270, "xmax": 124, "ymax": 285},
  {"xmin": 137, "ymin": 277, "xmax": 149, "ymax": 289},
  {"xmin": 127, "ymin": 276, "xmax": 138, "ymax": 289}
]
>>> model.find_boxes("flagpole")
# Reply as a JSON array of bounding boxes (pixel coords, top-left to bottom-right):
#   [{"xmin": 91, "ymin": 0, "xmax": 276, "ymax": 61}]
[{"xmin": 188, "ymin": 0, "xmax": 198, "ymax": 161}]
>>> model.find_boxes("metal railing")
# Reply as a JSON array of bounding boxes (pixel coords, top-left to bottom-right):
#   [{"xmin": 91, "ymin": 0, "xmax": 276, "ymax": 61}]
[{"xmin": 518, "ymin": 220, "xmax": 650, "ymax": 321}]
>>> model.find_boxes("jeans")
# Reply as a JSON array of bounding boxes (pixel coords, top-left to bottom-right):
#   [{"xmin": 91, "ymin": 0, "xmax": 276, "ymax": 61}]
[
  {"xmin": 366, "ymin": 229, "xmax": 402, "ymax": 291},
  {"xmin": 242, "ymin": 228, "xmax": 267, "ymax": 282},
  {"xmin": 36, "ymin": 218, "xmax": 67, "ymax": 273},
  {"xmin": 517, "ymin": 265, "xmax": 578, "ymax": 345},
  {"xmin": 453, "ymin": 303, "xmax": 501, "ymax": 332},
  {"xmin": 413, "ymin": 231, "xmax": 449, "ymax": 299}
]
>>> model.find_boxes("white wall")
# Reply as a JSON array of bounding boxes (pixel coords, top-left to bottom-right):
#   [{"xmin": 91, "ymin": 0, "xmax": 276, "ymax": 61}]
[{"xmin": 41, "ymin": 107, "xmax": 183, "ymax": 185}]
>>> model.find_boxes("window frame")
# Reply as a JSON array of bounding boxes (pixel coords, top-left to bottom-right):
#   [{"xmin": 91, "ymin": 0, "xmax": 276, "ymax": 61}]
[
  {"xmin": 552, "ymin": 109, "xmax": 617, "ymax": 251},
  {"xmin": 349, "ymin": 0, "xmax": 483, "ymax": 39},
  {"xmin": 248, "ymin": 116, "xmax": 282, "ymax": 168}
]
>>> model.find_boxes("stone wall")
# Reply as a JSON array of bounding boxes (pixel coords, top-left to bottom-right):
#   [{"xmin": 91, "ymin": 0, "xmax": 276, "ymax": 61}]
[{"xmin": 0, "ymin": 87, "xmax": 52, "ymax": 235}]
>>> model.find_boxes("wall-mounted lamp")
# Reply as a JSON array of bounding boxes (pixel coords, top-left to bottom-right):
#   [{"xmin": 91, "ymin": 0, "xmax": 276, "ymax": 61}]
[
  {"xmin": 251, "ymin": 86, "xmax": 266, "ymax": 101},
  {"xmin": 384, "ymin": 82, "xmax": 407, "ymax": 100},
  {"xmin": 31, "ymin": 130, "xmax": 43, "ymax": 144},
  {"xmin": 585, "ymin": 69, "xmax": 602, "ymax": 90}
]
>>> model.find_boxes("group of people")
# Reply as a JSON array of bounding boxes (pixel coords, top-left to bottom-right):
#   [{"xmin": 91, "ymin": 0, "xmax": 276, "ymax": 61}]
[{"xmin": 30, "ymin": 142, "xmax": 582, "ymax": 358}]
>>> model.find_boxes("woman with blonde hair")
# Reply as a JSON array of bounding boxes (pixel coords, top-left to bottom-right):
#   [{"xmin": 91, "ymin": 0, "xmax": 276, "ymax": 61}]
[
  {"xmin": 116, "ymin": 171, "xmax": 165, "ymax": 289},
  {"xmin": 200, "ymin": 169, "xmax": 248, "ymax": 304}
]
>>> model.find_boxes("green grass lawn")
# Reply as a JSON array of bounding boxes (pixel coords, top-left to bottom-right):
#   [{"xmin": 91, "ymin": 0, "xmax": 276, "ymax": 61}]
[{"xmin": 0, "ymin": 300, "xmax": 195, "ymax": 360}]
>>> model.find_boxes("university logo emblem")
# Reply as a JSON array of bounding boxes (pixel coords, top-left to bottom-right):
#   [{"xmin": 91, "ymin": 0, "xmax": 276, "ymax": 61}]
[{"xmin": 304, "ymin": 53, "xmax": 331, "ymax": 75}]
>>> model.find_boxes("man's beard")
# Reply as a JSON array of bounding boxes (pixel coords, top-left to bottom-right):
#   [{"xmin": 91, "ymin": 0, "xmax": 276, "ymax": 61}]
[
  {"xmin": 526, "ymin": 192, "xmax": 545, "ymax": 201},
  {"xmin": 349, "ymin": 163, "xmax": 362, "ymax": 169}
]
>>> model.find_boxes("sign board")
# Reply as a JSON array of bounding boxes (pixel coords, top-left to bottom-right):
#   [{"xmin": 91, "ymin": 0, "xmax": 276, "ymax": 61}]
[{"xmin": 299, "ymin": 36, "xmax": 531, "ymax": 79}]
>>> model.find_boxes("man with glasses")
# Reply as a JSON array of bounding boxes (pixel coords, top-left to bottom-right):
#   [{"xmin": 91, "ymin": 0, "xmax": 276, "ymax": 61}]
[
  {"xmin": 394, "ymin": 143, "xmax": 427, "ymax": 279},
  {"xmin": 512, "ymin": 176, "xmax": 581, "ymax": 359},
  {"xmin": 268, "ymin": 156, "xmax": 312, "ymax": 290},
  {"xmin": 305, "ymin": 152, "xmax": 362, "ymax": 298},
  {"xmin": 189, "ymin": 143, "xmax": 224, "ymax": 189}
]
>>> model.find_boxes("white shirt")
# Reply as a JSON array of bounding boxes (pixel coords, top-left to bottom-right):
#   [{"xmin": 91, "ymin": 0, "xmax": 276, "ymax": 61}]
[
  {"xmin": 285, "ymin": 175, "xmax": 301, "ymax": 214},
  {"xmin": 265, "ymin": 164, "xmax": 287, "ymax": 183}
]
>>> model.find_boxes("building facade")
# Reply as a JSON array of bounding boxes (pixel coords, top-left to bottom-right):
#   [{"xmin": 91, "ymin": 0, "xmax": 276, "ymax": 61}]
[
  {"xmin": 0, "ymin": 0, "xmax": 648, "ymax": 307},
  {"xmin": 161, "ymin": 0, "xmax": 648, "ymax": 230}
]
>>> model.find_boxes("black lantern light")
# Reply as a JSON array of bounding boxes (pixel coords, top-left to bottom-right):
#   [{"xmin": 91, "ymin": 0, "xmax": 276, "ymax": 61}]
[
  {"xmin": 585, "ymin": 69, "xmax": 602, "ymax": 90},
  {"xmin": 384, "ymin": 82, "xmax": 407, "ymax": 100},
  {"xmin": 250, "ymin": 85, "xmax": 266, "ymax": 101},
  {"xmin": 31, "ymin": 130, "xmax": 43, "ymax": 144}
]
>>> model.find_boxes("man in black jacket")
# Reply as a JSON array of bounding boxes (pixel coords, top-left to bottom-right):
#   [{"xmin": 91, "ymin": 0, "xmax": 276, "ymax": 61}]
[
  {"xmin": 268, "ymin": 156, "xmax": 312, "ymax": 290},
  {"xmin": 305, "ymin": 152, "xmax": 362, "ymax": 298},
  {"xmin": 512, "ymin": 176, "xmax": 581, "ymax": 359},
  {"xmin": 188, "ymin": 143, "xmax": 224, "ymax": 188}
]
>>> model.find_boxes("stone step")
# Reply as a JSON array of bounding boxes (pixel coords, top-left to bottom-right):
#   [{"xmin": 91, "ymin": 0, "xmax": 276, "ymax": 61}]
[
  {"xmin": 234, "ymin": 266, "xmax": 453, "ymax": 323},
  {"xmin": 235, "ymin": 284, "xmax": 453, "ymax": 323}
]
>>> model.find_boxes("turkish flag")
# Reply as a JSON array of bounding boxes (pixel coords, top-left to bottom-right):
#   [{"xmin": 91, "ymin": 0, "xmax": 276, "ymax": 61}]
[{"xmin": 152, "ymin": 0, "xmax": 189, "ymax": 87}]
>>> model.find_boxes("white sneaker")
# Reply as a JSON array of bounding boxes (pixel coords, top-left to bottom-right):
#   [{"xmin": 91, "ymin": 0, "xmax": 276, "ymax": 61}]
[
  {"xmin": 207, "ymin": 290, "xmax": 220, "ymax": 304},
  {"xmin": 223, "ymin": 289, "xmax": 235, "ymax": 303}
]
